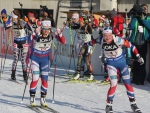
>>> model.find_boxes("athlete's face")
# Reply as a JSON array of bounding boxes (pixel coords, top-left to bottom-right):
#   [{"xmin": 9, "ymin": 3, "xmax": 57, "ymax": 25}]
[
  {"xmin": 42, "ymin": 28, "xmax": 50, "ymax": 37},
  {"xmin": 12, "ymin": 17, "xmax": 18, "ymax": 23},
  {"xmin": 1, "ymin": 13, "xmax": 6, "ymax": 18},
  {"xmin": 103, "ymin": 33, "xmax": 113, "ymax": 43}
]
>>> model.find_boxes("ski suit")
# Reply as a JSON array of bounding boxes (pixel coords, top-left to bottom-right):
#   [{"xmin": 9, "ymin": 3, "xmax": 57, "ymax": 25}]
[
  {"xmin": 29, "ymin": 32, "xmax": 66, "ymax": 94},
  {"xmin": 12, "ymin": 20, "xmax": 28, "ymax": 72},
  {"xmin": 76, "ymin": 25, "xmax": 93, "ymax": 74},
  {"xmin": 96, "ymin": 35, "xmax": 141, "ymax": 101}
]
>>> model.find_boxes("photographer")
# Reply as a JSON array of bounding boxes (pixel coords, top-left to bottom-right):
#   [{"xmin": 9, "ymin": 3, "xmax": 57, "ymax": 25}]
[
  {"xmin": 128, "ymin": 4, "xmax": 150, "ymax": 85},
  {"xmin": 40, "ymin": 6, "xmax": 55, "ymax": 27}
]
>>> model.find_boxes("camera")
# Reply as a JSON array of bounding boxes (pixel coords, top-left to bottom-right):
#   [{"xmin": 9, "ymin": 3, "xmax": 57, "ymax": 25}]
[
  {"xmin": 40, "ymin": 5, "xmax": 49, "ymax": 12},
  {"xmin": 127, "ymin": 0, "xmax": 146, "ymax": 18}
]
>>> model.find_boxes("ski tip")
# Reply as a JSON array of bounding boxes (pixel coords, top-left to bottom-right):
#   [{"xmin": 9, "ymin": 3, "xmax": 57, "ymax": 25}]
[{"xmin": 52, "ymin": 100, "xmax": 55, "ymax": 104}]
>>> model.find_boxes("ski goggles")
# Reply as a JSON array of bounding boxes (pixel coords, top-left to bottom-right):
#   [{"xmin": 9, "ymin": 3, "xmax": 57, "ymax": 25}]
[{"xmin": 103, "ymin": 27, "xmax": 112, "ymax": 34}]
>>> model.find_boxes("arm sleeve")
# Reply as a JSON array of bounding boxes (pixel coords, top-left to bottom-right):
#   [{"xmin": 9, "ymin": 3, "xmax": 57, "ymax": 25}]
[
  {"xmin": 53, "ymin": 33, "xmax": 66, "ymax": 44},
  {"xmin": 141, "ymin": 17, "xmax": 150, "ymax": 30},
  {"xmin": 122, "ymin": 38, "xmax": 139, "ymax": 56},
  {"xmin": 128, "ymin": 18, "xmax": 136, "ymax": 30}
]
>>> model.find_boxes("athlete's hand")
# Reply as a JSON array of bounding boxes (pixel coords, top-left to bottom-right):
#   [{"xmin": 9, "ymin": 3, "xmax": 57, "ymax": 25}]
[
  {"xmin": 55, "ymin": 28, "xmax": 62, "ymax": 37},
  {"xmin": 137, "ymin": 55, "xmax": 144, "ymax": 65},
  {"xmin": 35, "ymin": 27, "xmax": 41, "ymax": 35}
]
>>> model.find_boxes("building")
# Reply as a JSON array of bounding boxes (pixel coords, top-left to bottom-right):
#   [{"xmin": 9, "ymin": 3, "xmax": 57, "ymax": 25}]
[{"xmin": 0, "ymin": 0, "xmax": 150, "ymax": 27}]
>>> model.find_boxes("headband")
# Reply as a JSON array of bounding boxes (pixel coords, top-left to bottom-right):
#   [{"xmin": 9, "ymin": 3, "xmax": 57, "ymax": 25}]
[
  {"xmin": 11, "ymin": 11, "xmax": 18, "ymax": 18},
  {"xmin": 41, "ymin": 20, "xmax": 51, "ymax": 28}
]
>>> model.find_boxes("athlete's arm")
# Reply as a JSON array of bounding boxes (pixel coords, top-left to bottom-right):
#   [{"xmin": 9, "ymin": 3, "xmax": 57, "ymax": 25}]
[
  {"xmin": 117, "ymin": 37, "xmax": 139, "ymax": 56},
  {"xmin": 53, "ymin": 28, "xmax": 66, "ymax": 44}
]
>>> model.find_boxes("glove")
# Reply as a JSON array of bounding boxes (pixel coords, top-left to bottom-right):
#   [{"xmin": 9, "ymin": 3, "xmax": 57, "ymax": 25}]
[
  {"xmin": 35, "ymin": 27, "xmax": 41, "ymax": 35},
  {"xmin": 141, "ymin": 13, "xmax": 146, "ymax": 20},
  {"xmin": 137, "ymin": 55, "xmax": 144, "ymax": 65},
  {"xmin": 3, "ymin": 17, "xmax": 7, "ymax": 23},
  {"xmin": 24, "ymin": 16, "xmax": 28, "ymax": 22},
  {"xmin": 55, "ymin": 28, "xmax": 62, "ymax": 37}
]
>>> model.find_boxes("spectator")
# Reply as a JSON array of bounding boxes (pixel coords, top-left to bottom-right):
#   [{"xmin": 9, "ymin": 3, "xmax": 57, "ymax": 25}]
[
  {"xmin": 0, "ymin": 9, "xmax": 12, "ymax": 29},
  {"xmin": 128, "ymin": 4, "xmax": 150, "ymax": 85},
  {"xmin": 43, "ymin": 8, "xmax": 55, "ymax": 27}
]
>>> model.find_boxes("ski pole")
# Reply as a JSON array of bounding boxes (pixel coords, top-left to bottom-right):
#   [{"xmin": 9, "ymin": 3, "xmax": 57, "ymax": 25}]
[
  {"xmin": 50, "ymin": 49, "xmax": 57, "ymax": 68},
  {"xmin": 67, "ymin": 30, "xmax": 77, "ymax": 75},
  {"xmin": 21, "ymin": 60, "xmax": 32, "ymax": 103},
  {"xmin": 0, "ymin": 28, "xmax": 6, "ymax": 80},
  {"xmin": 52, "ymin": 47, "xmax": 58, "ymax": 104},
  {"xmin": 1, "ymin": 28, "xmax": 12, "ymax": 75},
  {"xmin": 19, "ymin": 2, "xmax": 24, "ymax": 17}
]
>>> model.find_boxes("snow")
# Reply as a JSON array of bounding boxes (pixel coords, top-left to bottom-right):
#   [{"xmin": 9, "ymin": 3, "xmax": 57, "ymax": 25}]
[{"xmin": 0, "ymin": 57, "xmax": 149, "ymax": 113}]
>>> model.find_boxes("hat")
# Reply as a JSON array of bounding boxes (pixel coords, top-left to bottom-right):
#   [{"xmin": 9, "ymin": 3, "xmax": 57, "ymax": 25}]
[
  {"xmin": 1, "ymin": 9, "xmax": 7, "ymax": 14},
  {"xmin": 41, "ymin": 20, "xmax": 51, "ymax": 28},
  {"xmin": 103, "ymin": 27, "xmax": 112, "ymax": 34},
  {"xmin": 11, "ymin": 11, "xmax": 18, "ymax": 18}
]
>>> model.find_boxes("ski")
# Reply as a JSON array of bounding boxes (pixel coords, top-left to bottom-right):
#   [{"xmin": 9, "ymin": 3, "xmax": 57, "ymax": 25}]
[
  {"xmin": 61, "ymin": 78, "xmax": 100, "ymax": 84},
  {"xmin": 98, "ymin": 80, "xmax": 110, "ymax": 86},
  {"xmin": 26, "ymin": 105, "xmax": 43, "ymax": 113},
  {"xmin": 37, "ymin": 105, "xmax": 59, "ymax": 113},
  {"xmin": 81, "ymin": 79, "xmax": 100, "ymax": 84}
]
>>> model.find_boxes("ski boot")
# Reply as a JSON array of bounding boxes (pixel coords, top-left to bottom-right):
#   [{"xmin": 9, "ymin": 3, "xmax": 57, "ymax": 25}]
[
  {"xmin": 130, "ymin": 99, "xmax": 142, "ymax": 113},
  {"xmin": 23, "ymin": 69, "xmax": 28, "ymax": 82},
  {"xmin": 73, "ymin": 72, "xmax": 80, "ymax": 80},
  {"xmin": 30, "ymin": 92, "xmax": 36, "ymax": 107},
  {"xmin": 40, "ymin": 92, "xmax": 48, "ymax": 107},
  {"xmin": 105, "ymin": 101, "xmax": 113, "ymax": 113},
  {"xmin": 80, "ymin": 67, "xmax": 85, "ymax": 78},
  {"xmin": 101, "ymin": 77, "xmax": 110, "ymax": 84},
  {"xmin": 87, "ymin": 73, "xmax": 94, "ymax": 81},
  {"xmin": 11, "ymin": 70, "xmax": 16, "ymax": 80},
  {"xmin": 84, "ymin": 69, "xmax": 90, "ymax": 75}
]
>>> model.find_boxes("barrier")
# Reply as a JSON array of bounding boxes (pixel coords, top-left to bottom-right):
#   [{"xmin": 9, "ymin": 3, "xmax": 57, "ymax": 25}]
[{"xmin": 0, "ymin": 24, "xmax": 149, "ymax": 75}]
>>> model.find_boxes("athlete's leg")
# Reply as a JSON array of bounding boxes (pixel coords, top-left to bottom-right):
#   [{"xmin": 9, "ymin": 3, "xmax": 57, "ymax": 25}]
[
  {"xmin": 20, "ymin": 43, "xmax": 28, "ymax": 80},
  {"xmin": 40, "ymin": 58, "xmax": 49, "ymax": 106},
  {"xmin": 106, "ymin": 65, "xmax": 118, "ymax": 101},
  {"xmin": 11, "ymin": 43, "xmax": 20, "ymax": 80}
]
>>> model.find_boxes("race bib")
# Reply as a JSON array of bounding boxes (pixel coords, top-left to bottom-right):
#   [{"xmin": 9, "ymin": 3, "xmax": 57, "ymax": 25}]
[
  {"xmin": 34, "ymin": 42, "xmax": 51, "ymax": 51},
  {"xmin": 78, "ymin": 34, "xmax": 91, "ymax": 43},
  {"xmin": 14, "ymin": 29, "xmax": 26, "ymax": 38}
]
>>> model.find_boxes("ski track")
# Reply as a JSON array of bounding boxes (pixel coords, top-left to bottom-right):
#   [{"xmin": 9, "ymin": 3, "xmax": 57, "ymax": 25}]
[{"xmin": 0, "ymin": 58, "xmax": 149, "ymax": 113}]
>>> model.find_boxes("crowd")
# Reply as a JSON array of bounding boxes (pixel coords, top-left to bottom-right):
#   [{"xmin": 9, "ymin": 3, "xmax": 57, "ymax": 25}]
[{"xmin": 0, "ymin": 2, "xmax": 150, "ymax": 113}]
